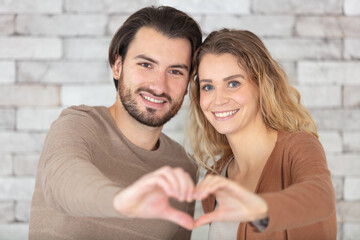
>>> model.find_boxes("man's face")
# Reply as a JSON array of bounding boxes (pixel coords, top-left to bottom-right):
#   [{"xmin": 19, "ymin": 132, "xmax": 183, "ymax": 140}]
[{"xmin": 115, "ymin": 27, "xmax": 192, "ymax": 127}]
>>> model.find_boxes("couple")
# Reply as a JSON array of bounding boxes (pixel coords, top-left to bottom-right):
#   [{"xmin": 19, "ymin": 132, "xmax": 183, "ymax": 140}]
[{"xmin": 29, "ymin": 5, "xmax": 336, "ymax": 240}]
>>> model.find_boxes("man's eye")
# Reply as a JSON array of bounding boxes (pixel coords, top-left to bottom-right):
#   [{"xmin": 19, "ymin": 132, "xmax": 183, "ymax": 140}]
[
  {"xmin": 170, "ymin": 70, "xmax": 183, "ymax": 75},
  {"xmin": 140, "ymin": 63, "xmax": 151, "ymax": 68},
  {"xmin": 228, "ymin": 81, "xmax": 240, "ymax": 88},
  {"xmin": 201, "ymin": 85, "xmax": 213, "ymax": 91}
]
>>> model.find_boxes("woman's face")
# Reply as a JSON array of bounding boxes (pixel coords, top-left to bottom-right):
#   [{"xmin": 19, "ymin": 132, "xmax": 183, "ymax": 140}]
[{"xmin": 198, "ymin": 53, "xmax": 261, "ymax": 135}]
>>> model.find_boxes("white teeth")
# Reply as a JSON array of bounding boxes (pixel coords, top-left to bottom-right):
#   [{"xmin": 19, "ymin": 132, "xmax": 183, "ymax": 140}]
[
  {"xmin": 142, "ymin": 95, "xmax": 165, "ymax": 104},
  {"xmin": 214, "ymin": 110, "xmax": 238, "ymax": 118}
]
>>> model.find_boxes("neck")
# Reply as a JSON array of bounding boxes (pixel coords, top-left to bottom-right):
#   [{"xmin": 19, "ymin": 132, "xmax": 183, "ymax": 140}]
[
  {"xmin": 108, "ymin": 97, "xmax": 162, "ymax": 151},
  {"xmin": 226, "ymin": 115, "xmax": 277, "ymax": 175}
]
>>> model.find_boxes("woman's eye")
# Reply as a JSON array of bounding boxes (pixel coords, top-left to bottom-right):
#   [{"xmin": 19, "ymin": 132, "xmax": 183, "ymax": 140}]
[
  {"xmin": 228, "ymin": 81, "xmax": 240, "ymax": 88},
  {"xmin": 201, "ymin": 85, "xmax": 213, "ymax": 91}
]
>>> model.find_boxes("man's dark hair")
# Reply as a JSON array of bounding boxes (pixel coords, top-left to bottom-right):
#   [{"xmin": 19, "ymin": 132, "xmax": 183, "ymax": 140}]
[{"xmin": 108, "ymin": 5, "xmax": 202, "ymax": 90}]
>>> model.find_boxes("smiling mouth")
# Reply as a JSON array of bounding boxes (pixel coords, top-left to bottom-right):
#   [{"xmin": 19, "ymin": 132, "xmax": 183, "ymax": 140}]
[
  {"xmin": 213, "ymin": 109, "xmax": 239, "ymax": 118},
  {"xmin": 141, "ymin": 94, "xmax": 166, "ymax": 104}
]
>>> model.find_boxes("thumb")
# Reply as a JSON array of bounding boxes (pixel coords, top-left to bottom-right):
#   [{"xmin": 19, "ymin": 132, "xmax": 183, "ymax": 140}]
[
  {"xmin": 194, "ymin": 211, "xmax": 220, "ymax": 228},
  {"xmin": 161, "ymin": 207, "xmax": 195, "ymax": 230}
]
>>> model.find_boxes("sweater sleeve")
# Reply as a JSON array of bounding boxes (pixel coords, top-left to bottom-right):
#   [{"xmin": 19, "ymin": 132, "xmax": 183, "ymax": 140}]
[
  {"xmin": 39, "ymin": 112, "xmax": 124, "ymax": 218},
  {"xmin": 258, "ymin": 132, "xmax": 336, "ymax": 232}
]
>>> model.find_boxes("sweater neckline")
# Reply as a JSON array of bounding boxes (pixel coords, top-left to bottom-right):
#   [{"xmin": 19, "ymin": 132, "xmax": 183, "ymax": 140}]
[{"xmin": 97, "ymin": 106, "xmax": 166, "ymax": 157}]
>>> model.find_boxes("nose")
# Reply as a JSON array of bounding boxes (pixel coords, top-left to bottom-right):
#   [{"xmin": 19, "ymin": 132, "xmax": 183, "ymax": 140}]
[
  {"xmin": 149, "ymin": 70, "xmax": 168, "ymax": 95},
  {"xmin": 214, "ymin": 88, "xmax": 229, "ymax": 106}
]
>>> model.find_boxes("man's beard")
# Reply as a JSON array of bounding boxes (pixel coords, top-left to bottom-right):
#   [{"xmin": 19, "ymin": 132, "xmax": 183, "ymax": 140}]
[{"xmin": 118, "ymin": 71, "xmax": 184, "ymax": 127}]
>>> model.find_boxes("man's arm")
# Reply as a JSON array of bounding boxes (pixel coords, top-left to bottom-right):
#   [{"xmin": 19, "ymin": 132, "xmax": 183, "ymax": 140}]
[{"xmin": 39, "ymin": 113, "xmax": 196, "ymax": 228}]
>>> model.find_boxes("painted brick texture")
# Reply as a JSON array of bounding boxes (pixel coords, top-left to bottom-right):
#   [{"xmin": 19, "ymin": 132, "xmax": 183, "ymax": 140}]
[{"xmin": 0, "ymin": 0, "xmax": 359, "ymax": 239}]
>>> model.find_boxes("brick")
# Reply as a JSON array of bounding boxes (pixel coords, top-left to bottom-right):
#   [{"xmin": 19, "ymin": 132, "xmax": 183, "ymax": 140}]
[
  {"xmin": 280, "ymin": 62, "xmax": 297, "ymax": 84},
  {"xmin": 0, "ymin": 85, "xmax": 59, "ymax": 107},
  {"xmin": 163, "ymin": 107, "xmax": 187, "ymax": 132},
  {"xmin": 0, "ymin": 154, "xmax": 12, "ymax": 176},
  {"xmin": 253, "ymin": 0, "xmax": 341, "ymax": 14},
  {"xmin": 344, "ymin": 86, "xmax": 360, "ymax": 107},
  {"xmin": 345, "ymin": 0, "xmax": 360, "ymax": 16},
  {"xmin": 61, "ymin": 84, "xmax": 116, "ymax": 106},
  {"xmin": 344, "ymin": 131, "xmax": 360, "ymax": 152},
  {"xmin": 295, "ymin": 17, "xmax": 342, "ymax": 37},
  {"xmin": 15, "ymin": 201, "xmax": 31, "ymax": 222},
  {"xmin": 318, "ymin": 131, "xmax": 342, "ymax": 153},
  {"xmin": 0, "ymin": 178, "xmax": 35, "ymax": 200},
  {"xmin": 344, "ymin": 39, "xmax": 360, "ymax": 59},
  {"xmin": 0, "ymin": 61, "xmax": 15, "ymax": 84},
  {"xmin": 340, "ymin": 17, "xmax": 360, "ymax": 37},
  {"xmin": 298, "ymin": 61, "xmax": 360, "ymax": 85},
  {"xmin": 332, "ymin": 177, "xmax": 343, "ymax": 200},
  {"xmin": 18, "ymin": 62, "xmax": 111, "ymax": 84},
  {"xmin": 0, "ymin": 15, "xmax": 15, "ymax": 35},
  {"xmin": 309, "ymin": 109, "xmax": 342, "ymax": 130},
  {"xmin": 339, "ymin": 110, "xmax": 360, "ymax": 130},
  {"xmin": 0, "ymin": 202, "xmax": 14, "ymax": 223},
  {"xmin": 310, "ymin": 109, "xmax": 360, "ymax": 131},
  {"xmin": 159, "ymin": 0, "xmax": 250, "ymax": 14},
  {"xmin": 0, "ymin": 0, "xmax": 61, "ymax": 13},
  {"xmin": 16, "ymin": 108, "xmax": 62, "ymax": 131},
  {"xmin": 337, "ymin": 201, "xmax": 360, "ymax": 221},
  {"xmin": 296, "ymin": 85, "xmax": 341, "ymax": 107},
  {"xmin": 263, "ymin": 39, "xmax": 341, "ymax": 61},
  {"xmin": 0, "ymin": 132, "xmax": 45, "ymax": 152},
  {"xmin": 337, "ymin": 223, "xmax": 343, "ymax": 240},
  {"xmin": 107, "ymin": 15, "xmax": 130, "ymax": 35},
  {"xmin": 327, "ymin": 154, "xmax": 360, "ymax": 176},
  {"xmin": 0, "ymin": 37, "xmax": 61, "ymax": 59},
  {"xmin": 16, "ymin": 15, "xmax": 107, "ymax": 36},
  {"xmin": 0, "ymin": 224, "xmax": 29, "ymax": 240},
  {"xmin": 162, "ymin": 129, "xmax": 184, "ymax": 145},
  {"xmin": 64, "ymin": 38, "xmax": 111, "ymax": 60},
  {"xmin": 65, "ymin": 0, "xmax": 157, "ymax": 13},
  {"xmin": 203, "ymin": 15, "xmax": 294, "ymax": 36},
  {"xmin": 344, "ymin": 177, "xmax": 360, "ymax": 200},
  {"xmin": 344, "ymin": 223, "xmax": 360, "ymax": 240},
  {"xmin": 0, "ymin": 108, "xmax": 15, "ymax": 130},
  {"xmin": 13, "ymin": 154, "xmax": 40, "ymax": 176}
]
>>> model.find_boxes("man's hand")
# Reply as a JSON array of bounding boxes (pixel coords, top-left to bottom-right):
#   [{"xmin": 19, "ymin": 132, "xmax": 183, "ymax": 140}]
[
  {"xmin": 193, "ymin": 175, "xmax": 268, "ymax": 228},
  {"xmin": 113, "ymin": 166, "xmax": 195, "ymax": 230}
]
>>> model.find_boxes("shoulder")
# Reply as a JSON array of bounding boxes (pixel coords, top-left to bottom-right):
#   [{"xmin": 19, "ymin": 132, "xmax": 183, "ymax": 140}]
[
  {"xmin": 50, "ymin": 105, "xmax": 110, "ymax": 137},
  {"xmin": 278, "ymin": 131, "xmax": 323, "ymax": 151},
  {"xmin": 277, "ymin": 131, "xmax": 326, "ymax": 165},
  {"xmin": 54, "ymin": 105, "xmax": 107, "ymax": 127}
]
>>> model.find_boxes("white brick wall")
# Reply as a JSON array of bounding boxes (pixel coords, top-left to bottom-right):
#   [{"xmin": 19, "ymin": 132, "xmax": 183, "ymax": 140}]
[
  {"xmin": 16, "ymin": 15, "xmax": 107, "ymax": 36},
  {"xmin": 0, "ymin": 37, "xmax": 62, "ymax": 59},
  {"xmin": 0, "ymin": 0, "xmax": 359, "ymax": 239},
  {"xmin": 18, "ymin": 62, "xmax": 111, "ymax": 84},
  {"xmin": 0, "ymin": 0, "xmax": 62, "ymax": 13},
  {"xmin": 0, "ymin": 15, "xmax": 15, "ymax": 35},
  {"xmin": 344, "ymin": 0, "xmax": 360, "ymax": 15}
]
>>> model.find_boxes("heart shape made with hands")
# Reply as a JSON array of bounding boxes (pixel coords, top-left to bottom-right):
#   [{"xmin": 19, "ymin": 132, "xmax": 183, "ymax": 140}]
[{"xmin": 113, "ymin": 167, "xmax": 268, "ymax": 230}]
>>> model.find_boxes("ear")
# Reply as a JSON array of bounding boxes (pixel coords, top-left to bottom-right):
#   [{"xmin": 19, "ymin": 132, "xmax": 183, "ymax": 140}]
[{"xmin": 112, "ymin": 55, "xmax": 122, "ymax": 80}]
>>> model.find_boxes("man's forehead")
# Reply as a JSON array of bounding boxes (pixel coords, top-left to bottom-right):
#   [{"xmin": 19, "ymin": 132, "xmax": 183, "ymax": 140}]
[{"xmin": 127, "ymin": 27, "xmax": 192, "ymax": 65}]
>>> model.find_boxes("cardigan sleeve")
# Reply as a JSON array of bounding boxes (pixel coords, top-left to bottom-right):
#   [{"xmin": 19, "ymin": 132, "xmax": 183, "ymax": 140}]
[
  {"xmin": 258, "ymin": 132, "xmax": 336, "ymax": 233},
  {"xmin": 39, "ymin": 111, "xmax": 123, "ymax": 218}
]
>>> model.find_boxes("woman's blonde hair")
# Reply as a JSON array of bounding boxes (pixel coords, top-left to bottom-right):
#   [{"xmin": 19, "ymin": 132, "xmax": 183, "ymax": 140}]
[{"xmin": 187, "ymin": 29, "xmax": 318, "ymax": 173}]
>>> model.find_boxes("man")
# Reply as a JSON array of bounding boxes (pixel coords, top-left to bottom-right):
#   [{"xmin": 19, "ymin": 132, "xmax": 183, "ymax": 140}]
[{"xmin": 29, "ymin": 6, "xmax": 202, "ymax": 240}]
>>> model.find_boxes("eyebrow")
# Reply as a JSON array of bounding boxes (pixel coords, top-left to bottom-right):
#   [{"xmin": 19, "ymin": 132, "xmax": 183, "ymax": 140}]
[
  {"xmin": 135, "ymin": 54, "xmax": 189, "ymax": 71},
  {"xmin": 199, "ymin": 74, "xmax": 245, "ymax": 83}
]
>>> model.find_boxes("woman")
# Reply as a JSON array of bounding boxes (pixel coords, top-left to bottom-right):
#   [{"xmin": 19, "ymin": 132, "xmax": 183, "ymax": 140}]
[{"xmin": 188, "ymin": 29, "xmax": 337, "ymax": 239}]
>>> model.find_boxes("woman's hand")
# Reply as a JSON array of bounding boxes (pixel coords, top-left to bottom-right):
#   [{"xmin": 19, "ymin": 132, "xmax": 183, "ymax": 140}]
[
  {"xmin": 113, "ymin": 166, "xmax": 195, "ymax": 230},
  {"xmin": 194, "ymin": 175, "xmax": 268, "ymax": 228}
]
